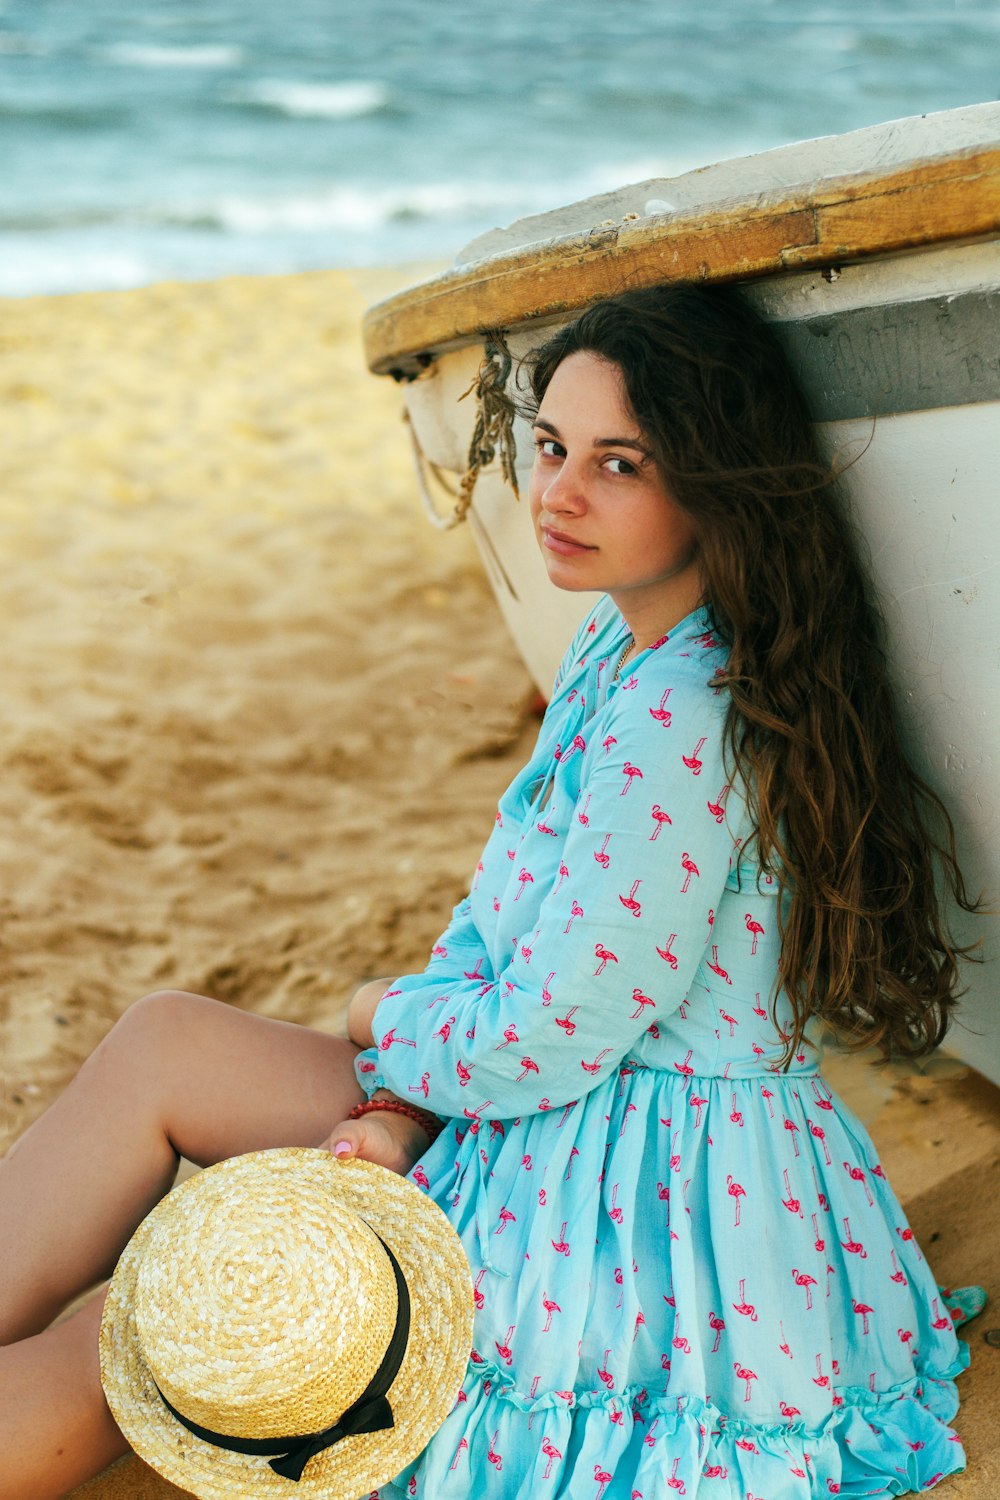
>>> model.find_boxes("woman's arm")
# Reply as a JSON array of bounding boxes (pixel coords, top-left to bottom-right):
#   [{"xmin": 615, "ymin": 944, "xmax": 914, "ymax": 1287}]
[{"xmin": 365, "ymin": 666, "xmax": 746, "ymax": 1120}]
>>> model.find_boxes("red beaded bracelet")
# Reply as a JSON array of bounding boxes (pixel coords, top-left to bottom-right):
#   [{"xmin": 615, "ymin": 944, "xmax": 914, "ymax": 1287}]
[{"xmin": 347, "ymin": 1097, "xmax": 444, "ymax": 1145}]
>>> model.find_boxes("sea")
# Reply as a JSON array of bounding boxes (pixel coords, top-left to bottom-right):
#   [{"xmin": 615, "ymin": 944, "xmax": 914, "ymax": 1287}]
[{"xmin": 0, "ymin": 0, "xmax": 997, "ymax": 296}]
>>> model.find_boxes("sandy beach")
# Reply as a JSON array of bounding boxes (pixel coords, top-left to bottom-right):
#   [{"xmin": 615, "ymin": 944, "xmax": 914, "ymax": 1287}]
[{"xmin": 0, "ymin": 269, "xmax": 996, "ymax": 1497}]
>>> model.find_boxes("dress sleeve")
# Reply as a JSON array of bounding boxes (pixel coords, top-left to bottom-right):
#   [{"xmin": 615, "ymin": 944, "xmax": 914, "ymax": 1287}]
[{"xmin": 364, "ymin": 660, "xmax": 746, "ymax": 1120}]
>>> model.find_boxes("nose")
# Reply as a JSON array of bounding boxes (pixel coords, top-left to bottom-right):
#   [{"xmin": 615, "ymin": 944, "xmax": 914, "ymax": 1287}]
[{"xmin": 537, "ymin": 455, "xmax": 586, "ymax": 515}]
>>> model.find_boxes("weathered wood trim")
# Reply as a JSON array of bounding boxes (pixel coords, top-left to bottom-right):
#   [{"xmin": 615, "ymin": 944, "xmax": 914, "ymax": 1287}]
[{"xmin": 363, "ymin": 147, "xmax": 1000, "ymax": 377}]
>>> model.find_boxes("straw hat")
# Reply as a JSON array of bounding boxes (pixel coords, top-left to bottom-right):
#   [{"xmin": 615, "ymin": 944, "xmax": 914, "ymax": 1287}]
[{"xmin": 100, "ymin": 1148, "xmax": 474, "ymax": 1499}]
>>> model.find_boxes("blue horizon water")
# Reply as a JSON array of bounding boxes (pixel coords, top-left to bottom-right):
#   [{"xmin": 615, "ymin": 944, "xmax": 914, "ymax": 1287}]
[{"xmin": 0, "ymin": 0, "xmax": 997, "ymax": 296}]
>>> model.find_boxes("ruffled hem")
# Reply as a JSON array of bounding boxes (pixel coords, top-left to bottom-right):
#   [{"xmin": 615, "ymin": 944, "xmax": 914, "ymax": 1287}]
[{"xmin": 382, "ymin": 1347, "xmax": 968, "ymax": 1500}]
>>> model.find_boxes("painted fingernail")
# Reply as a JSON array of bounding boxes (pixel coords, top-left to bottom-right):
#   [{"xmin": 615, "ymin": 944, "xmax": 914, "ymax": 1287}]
[{"xmin": 333, "ymin": 1141, "xmax": 351, "ymax": 1157}]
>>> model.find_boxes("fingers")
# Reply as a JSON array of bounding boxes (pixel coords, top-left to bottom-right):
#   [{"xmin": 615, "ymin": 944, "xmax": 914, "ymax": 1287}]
[{"xmin": 319, "ymin": 1116, "xmax": 420, "ymax": 1177}]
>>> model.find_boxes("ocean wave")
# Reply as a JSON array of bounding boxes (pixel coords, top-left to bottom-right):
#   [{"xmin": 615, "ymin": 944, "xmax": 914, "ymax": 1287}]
[
  {"xmin": 227, "ymin": 79, "xmax": 390, "ymax": 120},
  {"xmin": 101, "ymin": 42, "xmax": 244, "ymax": 69}
]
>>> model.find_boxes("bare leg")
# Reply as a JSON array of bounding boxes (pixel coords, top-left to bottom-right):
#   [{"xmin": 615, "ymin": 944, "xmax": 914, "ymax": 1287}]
[
  {"xmin": 0, "ymin": 1293, "xmax": 126, "ymax": 1500},
  {"xmin": 0, "ymin": 989, "xmax": 365, "ymax": 1344}
]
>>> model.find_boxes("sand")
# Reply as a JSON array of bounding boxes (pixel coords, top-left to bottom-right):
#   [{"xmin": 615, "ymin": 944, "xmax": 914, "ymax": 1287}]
[{"xmin": 0, "ymin": 270, "xmax": 995, "ymax": 1497}]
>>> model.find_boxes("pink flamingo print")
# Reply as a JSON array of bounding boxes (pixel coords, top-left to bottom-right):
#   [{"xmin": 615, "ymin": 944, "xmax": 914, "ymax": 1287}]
[
  {"xmin": 890, "ymin": 1249, "xmax": 907, "ymax": 1285},
  {"xmin": 666, "ymin": 1457, "xmax": 686, "ymax": 1493},
  {"xmin": 853, "ymin": 1299, "xmax": 874, "ymax": 1335},
  {"xmin": 564, "ymin": 1145, "xmax": 580, "ymax": 1180},
  {"xmin": 515, "ymin": 1057, "xmax": 539, "ymax": 1082},
  {"xmin": 727, "ymin": 1176, "xmax": 747, "ymax": 1227},
  {"xmin": 674, "ymin": 1049, "xmax": 694, "ymax": 1077},
  {"xmin": 808, "ymin": 1119, "xmax": 832, "ymax": 1164},
  {"xmin": 841, "ymin": 1216, "xmax": 867, "ymax": 1258},
  {"xmin": 455, "ymin": 1060, "xmax": 473, "ymax": 1087},
  {"xmin": 781, "ymin": 1168, "xmax": 803, "ymax": 1216},
  {"xmin": 812, "ymin": 1164, "xmax": 830, "ymax": 1210},
  {"xmin": 472, "ymin": 860, "xmax": 484, "ymax": 889},
  {"xmin": 703, "ymin": 1465, "xmax": 728, "ymax": 1480},
  {"xmin": 472, "ymin": 1270, "xmax": 487, "ymax": 1310},
  {"xmin": 594, "ymin": 943, "xmax": 618, "ymax": 975},
  {"xmin": 760, "ymin": 1086, "xmax": 775, "ymax": 1118},
  {"xmin": 649, "ymin": 689, "xmax": 673, "ymax": 726},
  {"xmin": 734, "ymin": 1362, "xmax": 758, "ymax": 1401},
  {"xmin": 408, "ymin": 1072, "xmax": 431, "ymax": 1099},
  {"xmin": 541, "ymin": 1437, "xmax": 562, "ymax": 1479},
  {"xmin": 495, "ymin": 1023, "xmax": 519, "ymax": 1050},
  {"xmin": 536, "ymin": 819, "xmax": 556, "ymax": 837},
  {"xmin": 811, "ymin": 1212, "xmax": 826, "ymax": 1252},
  {"xmin": 495, "ymin": 1326, "xmax": 515, "ymax": 1364},
  {"xmin": 707, "ymin": 786, "xmax": 728, "ymax": 822},
  {"xmin": 680, "ymin": 852, "xmax": 699, "ymax": 892},
  {"xmin": 780, "ymin": 1401, "xmax": 801, "ymax": 1420},
  {"xmin": 540, "ymin": 972, "xmax": 555, "ymax": 1007},
  {"xmin": 706, "ymin": 946, "xmax": 732, "ymax": 984},
  {"xmin": 633, "ymin": 1310, "xmax": 646, "ymax": 1343},
  {"xmin": 779, "ymin": 1319, "xmax": 792, "ymax": 1357},
  {"xmin": 783, "ymin": 1117, "xmax": 801, "ymax": 1156},
  {"xmin": 811, "ymin": 1079, "xmax": 834, "ymax": 1110},
  {"xmin": 734, "ymin": 1438, "xmax": 760, "ymax": 1456},
  {"xmin": 896, "ymin": 1224, "xmax": 923, "ymax": 1260},
  {"xmin": 609, "ymin": 1183, "xmax": 624, "ymax": 1223},
  {"xmin": 487, "ymin": 1431, "xmax": 502, "ymax": 1471},
  {"xmin": 619, "ymin": 878, "xmax": 643, "ymax": 916},
  {"xmin": 449, "ymin": 1436, "xmax": 469, "ymax": 1470},
  {"xmin": 752, "ymin": 992, "xmax": 767, "ymax": 1017},
  {"xmin": 620, "ymin": 762, "xmax": 644, "ymax": 795},
  {"xmin": 463, "ymin": 957, "xmax": 486, "ymax": 981},
  {"xmin": 813, "ymin": 1353, "xmax": 830, "ymax": 1388},
  {"xmin": 931, "ymin": 1297, "xmax": 953, "ymax": 1331},
  {"xmin": 412, "ymin": 1164, "xmax": 430, "ymax": 1190},
  {"xmin": 729, "ymin": 1093, "xmax": 744, "ymax": 1127},
  {"xmin": 792, "ymin": 1268, "xmax": 818, "ymax": 1309},
  {"xmin": 495, "ymin": 1207, "xmax": 516, "ymax": 1236},
  {"xmin": 542, "ymin": 1294, "xmax": 561, "ymax": 1332},
  {"xmin": 630, "ymin": 989, "xmax": 654, "ymax": 1020},
  {"xmin": 682, "ymin": 737, "xmax": 707, "ymax": 774},
  {"xmin": 577, "ymin": 793, "xmax": 592, "ymax": 826},
  {"xmin": 602, "ymin": 734, "xmax": 617, "ymax": 755},
  {"xmin": 595, "ymin": 1464, "xmax": 613, "ymax": 1500},
  {"xmin": 581, "ymin": 1048, "xmax": 613, "ymax": 1074},
  {"xmin": 745, "ymin": 913, "xmax": 765, "ymax": 954},
  {"xmin": 555, "ymin": 1006, "xmax": 579, "ymax": 1036},
  {"xmin": 551, "ymin": 1220, "xmax": 571, "ymax": 1256},
  {"xmin": 732, "ymin": 1277, "xmax": 757, "ymax": 1320},
  {"xmin": 564, "ymin": 900, "xmax": 583, "ymax": 934},
  {"xmin": 649, "ymin": 804, "xmax": 673, "ymax": 840},
  {"xmin": 843, "ymin": 1161, "xmax": 874, "ymax": 1205},
  {"xmin": 689, "ymin": 1094, "xmax": 708, "ymax": 1126},
  {"xmin": 656, "ymin": 933, "xmax": 679, "ymax": 968},
  {"xmin": 708, "ymin": 1311, "xmax": 726, "ymax": 1353},
  {"xmin": 554, "ymin": 861, "xmax": 569, "ymax": 892},
  {"xmin": 514, "ymin": 867, "xmax": 534, "ymax": 900},
  {"xmin": 378, "ymin": 1028, "xmax": 417, "ymax": 1051},
  {"xmin": 594, "ymin": 833, "xmax": 612, "ymax": 868},
  {"xmin": 597, "ymin": 1350, "xmax": 614, "ymax": 1390}
]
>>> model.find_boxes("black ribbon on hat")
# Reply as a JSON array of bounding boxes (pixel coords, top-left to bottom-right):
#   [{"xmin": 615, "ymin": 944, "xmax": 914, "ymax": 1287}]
[{"xmin": 155, "ymin": 1234, "xmax": 411, "ymax": 1482}]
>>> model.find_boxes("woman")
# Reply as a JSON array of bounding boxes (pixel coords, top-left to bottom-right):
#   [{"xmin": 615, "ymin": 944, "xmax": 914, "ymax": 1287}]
[{"xmin": 0, "ymin": 285, "xmax": 978, "ymax": 1498}]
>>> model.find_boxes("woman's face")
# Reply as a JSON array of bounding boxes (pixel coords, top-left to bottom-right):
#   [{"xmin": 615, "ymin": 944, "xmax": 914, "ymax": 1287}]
[{"xmin": 529, "ymin": 350, "xmax": 704, "ymax": 641}]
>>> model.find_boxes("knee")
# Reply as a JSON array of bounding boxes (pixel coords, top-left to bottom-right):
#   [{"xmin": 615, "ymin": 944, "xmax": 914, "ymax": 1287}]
[{"xmin": 90, "ymin": 990, "xmax": 214, "ymax": 1076}]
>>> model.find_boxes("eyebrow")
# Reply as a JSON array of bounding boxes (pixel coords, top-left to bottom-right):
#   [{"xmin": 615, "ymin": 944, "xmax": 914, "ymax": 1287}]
[{"xmin": 532, "ymin": 416, "xmax": 652, "ymax": 458}]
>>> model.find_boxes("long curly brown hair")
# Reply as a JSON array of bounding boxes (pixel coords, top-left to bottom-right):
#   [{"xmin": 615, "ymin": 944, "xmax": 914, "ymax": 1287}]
[{"xmin": 525, "ymin": 284, "xmax": 979, "ymax": 1064}]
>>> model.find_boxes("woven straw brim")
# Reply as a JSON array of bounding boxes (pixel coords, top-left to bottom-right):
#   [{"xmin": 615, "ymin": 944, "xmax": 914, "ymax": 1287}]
[{"xmin": 100, "ymin": 1150, "xmax": 473, "ymax": 1500}]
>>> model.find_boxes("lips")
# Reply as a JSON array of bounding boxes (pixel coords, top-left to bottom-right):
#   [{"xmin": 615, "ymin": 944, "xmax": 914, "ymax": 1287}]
[{"xmin": 541, "ymin": 526, "xmax": 597, "ymax": 556}]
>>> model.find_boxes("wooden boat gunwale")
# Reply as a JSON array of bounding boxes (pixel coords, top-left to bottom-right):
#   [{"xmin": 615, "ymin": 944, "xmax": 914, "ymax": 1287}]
[{"xmin": 363, "ymin": 137, "xmax": 1000, "ymax": 378}]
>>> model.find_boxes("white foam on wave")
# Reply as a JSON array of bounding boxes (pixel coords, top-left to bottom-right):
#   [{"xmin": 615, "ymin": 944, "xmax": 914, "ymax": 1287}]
[
  {"xmin": 102, "ymin": 42, "xmax": 244, "ymax": 69},
  {"xmin": 232, "ymin": 79, "xmax": 389, "ymax": 119}
]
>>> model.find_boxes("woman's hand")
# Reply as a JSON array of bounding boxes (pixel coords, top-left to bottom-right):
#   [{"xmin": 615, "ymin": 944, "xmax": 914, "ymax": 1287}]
[
  {"xmin": 346, "ymin": 977, "xmax": 393, "ymax": 1049},
  {"xmin": 320, "ymin": 1097, "xmax": 432, "ymax": 1177}
]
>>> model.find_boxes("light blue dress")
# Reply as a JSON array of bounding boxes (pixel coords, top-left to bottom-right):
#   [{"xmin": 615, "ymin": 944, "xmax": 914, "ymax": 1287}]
[{"xmin": 356, "ymin": 599, "xmax": 967, "ymax": 1500}]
